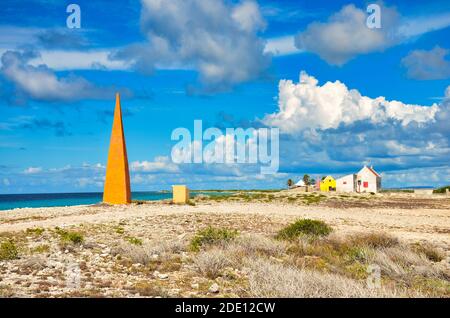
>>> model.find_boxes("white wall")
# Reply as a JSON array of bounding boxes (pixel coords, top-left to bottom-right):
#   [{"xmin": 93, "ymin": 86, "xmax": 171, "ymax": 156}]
[
  {"xmin": 336, "ymin": 174, "xmax": 355, "ymax": 192},
  {"xmin": 357, "ymin": 167, "xmax": 380, "ymax": 193}
]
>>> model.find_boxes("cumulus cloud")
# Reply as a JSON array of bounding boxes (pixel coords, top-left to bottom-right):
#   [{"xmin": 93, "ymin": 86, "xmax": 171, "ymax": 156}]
[
  {"xmin": 294, "ymin": 4, "xmax": 400, "ymax": 65},
  {"xmin": 401, "ymin": 46, "xmax": 450, "ymax": 80},
  {"xmin": 259, "ymin": 72, "xmax": 450, "ymax": 187},
  {"xmin": 262, "ymin": 71, "xmax": 439, "ymax": 133},
  {"xmin": 1, "ymin": 50, "xmax": 124, "ymax": 102},
  {"xmin": 112, "ymin": 0, "xmax": 270, "ymax": 92},
  {"xmin": 131, "ymin": 156, "xmax": 180, "ymax": 173}
]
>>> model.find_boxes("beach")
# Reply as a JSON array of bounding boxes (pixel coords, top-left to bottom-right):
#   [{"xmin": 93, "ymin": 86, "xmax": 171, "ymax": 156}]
[{"xmin": 0, "ymin": 191, "xmax": 449, "ymax": 297}]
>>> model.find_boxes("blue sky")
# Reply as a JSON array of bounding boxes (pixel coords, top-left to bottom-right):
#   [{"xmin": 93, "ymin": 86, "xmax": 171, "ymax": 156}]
[{"xmin": 0, "ymin": 0, "xmax": 449, "ymax": 193}]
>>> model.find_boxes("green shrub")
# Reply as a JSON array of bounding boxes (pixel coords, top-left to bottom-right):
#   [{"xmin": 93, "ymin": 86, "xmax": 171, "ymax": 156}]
[
  {"xmin": 55, "ymin": 227, "xmax": 84, "ymax": 245},
  {"xmin": 127, "ymin": 237, "xmax": 143, "ymax": 246},
  {"xmin": 190, "ymin": 227, "xmax": 238, "ymax": 251},
  {"xmin": 32, "ymin": 244, "xmax": 50, "ymax": 254},
  {"xmin": 276, "ymin": 219, "xmax": 332, "ymax": 240},
  {"xmin": 26, "ymin": 227, "xmax": 45, "ymax": 236},
  {"xmin": 114, "ymin": 226, "xmax": 125, "ymax": 235},
  {"xmin": 433, "ymin": 186, "xmax": 450, "ymax": 194},
  {"xmin": 0, "ymin": 240, "xmax": 19, "ymax": 260}
]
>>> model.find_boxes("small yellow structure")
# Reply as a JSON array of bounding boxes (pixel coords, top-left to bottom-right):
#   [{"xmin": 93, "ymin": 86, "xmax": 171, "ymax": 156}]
[
  {"xmin": 320, "ymin": 176, "xmax": 336, "ymax": 192},
  {"xmin": 103, "ymin": 93, "xmax": 131, "ymax": 205},
  {"xmin": 172, "ymin": 185, "xmax": 190, "ymax": 204}
]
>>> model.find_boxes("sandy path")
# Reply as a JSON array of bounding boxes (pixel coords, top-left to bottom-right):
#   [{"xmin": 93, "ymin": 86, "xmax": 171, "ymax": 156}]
[{"xmin": 1, "ymin": 202, "xmax": 449, "ymax": 249}]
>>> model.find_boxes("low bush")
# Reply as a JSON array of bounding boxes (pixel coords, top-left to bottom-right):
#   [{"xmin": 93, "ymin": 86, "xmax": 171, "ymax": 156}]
[
  {"xmin": 0, "ymin": 240, "xmax": 19, "ymax": 260},
  {"xmin": 433, "ymin": 185, "xmax": 450, "ymax": 194},
  {"xmin": 276, "ymin": 219, "xmax": 332, "ymax": 240},
  {"xmin": 190, "ymin": 227, "xmax": 238, "ymax": 251},
  {"xmin": 127, "ymin": 237, "xmax": 143, "ymax": 246},
  {"xmin": 55, "ymin": 227, "xmax": 84, "ymax": 245}
]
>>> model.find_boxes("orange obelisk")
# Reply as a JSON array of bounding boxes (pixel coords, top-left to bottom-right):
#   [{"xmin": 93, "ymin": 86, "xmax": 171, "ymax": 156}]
[{"xmin": 103, "ymin": 93, "xmax": 131, "ymax": 204}]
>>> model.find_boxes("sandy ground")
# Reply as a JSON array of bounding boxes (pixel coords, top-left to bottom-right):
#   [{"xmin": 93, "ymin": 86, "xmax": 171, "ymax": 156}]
[
  {"xmin": 1, "ymin": 194, "xmax": 449, "ymax": 250},
  {"xmin": 0, "ymin": 192, "xmax": 449, "ymax": 298}
]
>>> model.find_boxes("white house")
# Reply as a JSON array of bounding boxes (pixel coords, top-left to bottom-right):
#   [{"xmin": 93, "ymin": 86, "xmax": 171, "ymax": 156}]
[
  {"xmin": 295, "ymin": 180, "xmax": 306, "ymax": 187},
  {"xmin": 336, "ymin": 174, "xmax": 357, "ymax": 192},
  {"xmin": 356, "ymin": 166, "xmax": 381, "ymax": 193}
]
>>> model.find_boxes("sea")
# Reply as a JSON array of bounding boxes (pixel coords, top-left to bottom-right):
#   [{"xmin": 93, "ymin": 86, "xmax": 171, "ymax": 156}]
[{"xmin": 0, "ymin": 191, "xmax": 228, "ymax": 211}]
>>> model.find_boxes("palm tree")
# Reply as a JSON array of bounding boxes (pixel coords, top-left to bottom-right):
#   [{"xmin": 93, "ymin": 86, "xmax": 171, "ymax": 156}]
[
  {"xmin": 303, "ymin": 174, "xmax": 311, "ymax": 185},
  {"xmin": 287, "ymin": 179, "xmax": 294, "ymax": 188}
]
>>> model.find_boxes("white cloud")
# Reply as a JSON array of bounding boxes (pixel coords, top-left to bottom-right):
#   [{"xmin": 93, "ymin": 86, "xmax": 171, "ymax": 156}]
[
  {"xmin": 2, "ymin": 178, "xmax": 10, "ymax": 186},
  {"xmin": 397, "ymin": 12, "xmax": 450, "ymax": 37},
  {"xmin": 131, "ymin": 156, "xmax": 180, "ymax": 173},
  {"xmin": 295, "ymin": 4, "xmax": 400, "ymax": 65},
  {"xmin": 23, "ymin": 167, "xmax": 43, "ymax": 174},
  {"xmin": 262, "ymin": 71, "xmax": 439, "ymax": 133},
  {"xmin": 231, "ymin": 1, "xmax": 266, "ymax": 33},
  {"xmin": 1, "ymin": 50, "xmax": 120, "ymax": 102},
  {"xmin": 294, "ymin": 4, "xmax": 450, "ymax": 65},
  {"xmin": 401, "ymin": 46, "xmax": 450, "ymax": 80},
  {"xmin": 30, "ymin": 50, "xmax": 130, "ymax": 71},
  {"xmin": 264, "ymin": 36, "xmax": 302, "ymax": 56},
  {"xmin": 113, "ymin": 0, "xmax": 270, "ymax": 91}
]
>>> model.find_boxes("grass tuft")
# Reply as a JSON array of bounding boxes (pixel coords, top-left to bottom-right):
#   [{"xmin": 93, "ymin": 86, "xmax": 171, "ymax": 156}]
[
  {"xmin": 126, "ymin": 237, "xmax": 143, "ymax": 246},
  {"xmin": 26, "ymin": 227, "xmax": 45, "ymax": 236},
  {"xmin": 55, "ymin": 227, "xmax": 84, "ymax": 245}
]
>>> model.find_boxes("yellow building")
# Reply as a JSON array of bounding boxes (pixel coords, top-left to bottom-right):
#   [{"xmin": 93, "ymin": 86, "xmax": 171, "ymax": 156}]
[
  {"xmin": 172, "ymin": 185, "xmax": 190, "ymax": 204},
  {"xmin": 320, "ymin": 176, "xmax": 336, "ymax": 192}
]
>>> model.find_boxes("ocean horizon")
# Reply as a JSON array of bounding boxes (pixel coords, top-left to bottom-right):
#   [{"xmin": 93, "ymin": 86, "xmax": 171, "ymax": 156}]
[{"xmin": 0, "ymin": 191, "xmax": 231, "ymax": 211}]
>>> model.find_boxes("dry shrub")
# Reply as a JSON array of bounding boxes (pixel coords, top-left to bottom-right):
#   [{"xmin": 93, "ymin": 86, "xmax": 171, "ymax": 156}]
[
  {"xmin": 111, "ymin": 239, "xmax": 186, "ymax": 266},
  {"xmin": 147, "ymin": 239, "xmax": 187, "ymax": 258},
  {"xmin": 411, "ymin": 243, "xmax": 445, "ymax": 263},
  {"xmin": 373, "ymin": 247, "xmax": 443, "ymax": 280},
  {"xmin": 345, "ymin": 232, "xmax": 399, "ymax": 249},
  {"xmin": 22, "ymin": 255, "xmax": 47, "ymax": 270},
  {"xmin": 246, "ymin": 258, "xmax": 402, "ymax": 298},
  {"xmin": 194, "ymin": 248, "xmax": 232, "ymax": 279},
  {"xmin": 112, "ymin": 243, "xmax": 151, "ymax": 265},
  {"xmin": 230, "ymin": 234, "xmax": 286, "ymax": 258}
]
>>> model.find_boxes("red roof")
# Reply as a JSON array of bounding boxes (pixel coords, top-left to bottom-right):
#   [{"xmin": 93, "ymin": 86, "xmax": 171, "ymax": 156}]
[{"xmin": 366, "ymin": 166, "xmax": 380, "ymax": 177}]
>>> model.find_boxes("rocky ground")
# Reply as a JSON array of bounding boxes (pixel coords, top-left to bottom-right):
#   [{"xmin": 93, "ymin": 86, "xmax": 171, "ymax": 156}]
[{"xmin": 0, "ymin": 191, "xmax": 449, "ymax": 298}]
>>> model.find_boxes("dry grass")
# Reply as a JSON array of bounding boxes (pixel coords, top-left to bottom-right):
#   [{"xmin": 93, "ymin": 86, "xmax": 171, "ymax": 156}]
[
  {"xmin": 194, "ymin": 248, "xmax": 232, "ymax": 279},
  {"xmin": 0, "ymin": 285, "xmax": 14, "ymax": 298},
  {"xmin": 246, "ymin": 258, "xmax": 406, "ymax": 298},
  {"xmin": 372, "ymin": 247, "xmax": 443, "ymax": 280},
  {"xmin": 232, "ymin": 234, "xmax": 287, "ymax": 257},
  {"xmin": 111, "ymin": 239, "xmax": 187, "ymax": 266},
  {"xmin": 133, "ymin": 281, "xmax": 168, "ymax": 297}
]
